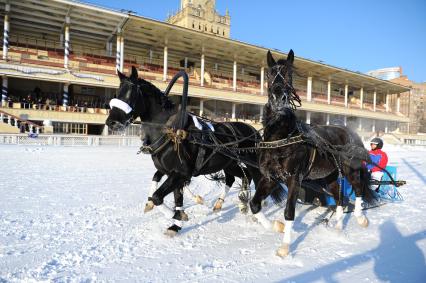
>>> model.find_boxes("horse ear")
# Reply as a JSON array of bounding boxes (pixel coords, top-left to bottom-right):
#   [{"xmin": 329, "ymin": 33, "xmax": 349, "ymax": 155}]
[
  {"xmin": 130, "ymin": 66, "xmax": 138, "ymax": 81},
  {"xmin": 117, "ymin": 70, "xmax": 126, "ymax": 81},
  {"xmin": 287, "ymin": 49, "xmax": 294, "ymax": 65},
  {"xmin": 267, "ymin": 50, "xmax": 276, "ymax": 67}
]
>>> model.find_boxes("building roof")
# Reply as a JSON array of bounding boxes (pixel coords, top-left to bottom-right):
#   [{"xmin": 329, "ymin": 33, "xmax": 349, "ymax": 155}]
[{"xmin": 1, "ymin": 0, "xmax": 410, "ymax": 95}]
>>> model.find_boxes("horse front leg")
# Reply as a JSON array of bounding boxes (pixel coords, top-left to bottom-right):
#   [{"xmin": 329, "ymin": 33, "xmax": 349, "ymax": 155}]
[
  {"xmin": 164, "ymin": 186, "xmax": 190, "ymax": 237},
  {"xmin": 329, "ymin": 180, "xmax": 345, "ymax": 230},
  {"xmin": 277, "ymin": 176, "xmax": 300, "ymax": 257},
  {"xmin": 249, "ymin": 177, "xmax": 285, "ymax": 233},
  {"xmin": 348, "ymin": 169, "xmax": 369, "ymax": 228},
  {"xmin": 144, "ymin": 170, "xmax": 164, "ymax": 213}
]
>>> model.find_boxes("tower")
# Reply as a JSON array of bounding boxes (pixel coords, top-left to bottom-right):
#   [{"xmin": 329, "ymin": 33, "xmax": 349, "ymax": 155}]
[{"xmin": 167, "ymin": 0, "xmax": 231, "ymax": 38}]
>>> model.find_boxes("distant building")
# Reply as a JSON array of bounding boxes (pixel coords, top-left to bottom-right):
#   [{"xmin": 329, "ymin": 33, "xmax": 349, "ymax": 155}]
[
  {"xmin": 167, "ymin": 0, "xmax": 231, "ymax": 38},
  {"xmin": 367, "ymin": 67, "xmax": 402, "ymax": 81}
]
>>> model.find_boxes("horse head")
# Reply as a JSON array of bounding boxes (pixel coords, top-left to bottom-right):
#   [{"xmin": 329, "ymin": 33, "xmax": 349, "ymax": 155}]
[
  {"xmin": 266, "ymin": 50, "xmax": 300, "ymax": 114},
  {"xmin": 106, "ymin": 66, "xmax": 174, "ymax": 131}
]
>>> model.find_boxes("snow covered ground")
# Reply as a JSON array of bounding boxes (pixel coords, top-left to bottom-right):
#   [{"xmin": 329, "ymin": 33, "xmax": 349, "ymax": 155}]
[{"xmin": 0, "ymin": 144, "xmax": 425, "ymax": 282}]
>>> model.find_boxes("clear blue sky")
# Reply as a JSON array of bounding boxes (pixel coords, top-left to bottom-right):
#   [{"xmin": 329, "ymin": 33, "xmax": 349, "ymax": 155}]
[{"xmin": 85, "ymin": 0, "xmax": 426, "ymax": 83}]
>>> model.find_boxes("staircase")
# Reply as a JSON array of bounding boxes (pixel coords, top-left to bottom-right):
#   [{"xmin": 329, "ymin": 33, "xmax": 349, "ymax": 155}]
[{"xmin": 0, "ymin": 109, "xmax": 43, "ymax": 134}]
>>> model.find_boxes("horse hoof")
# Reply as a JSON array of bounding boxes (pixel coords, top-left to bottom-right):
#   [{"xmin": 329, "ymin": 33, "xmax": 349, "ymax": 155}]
[
  {"xmin": 144, "ymin": 200, "xmax": 155, "ymax": 213},
  {"xmin": 179, "ymin": 211, "xmax": 189, "ymax": 222},
  {"xmin": 239, "ymin": 203, "xmax": 248, "ymax": 214},
  {"xmin": 335, "ymin": 222, "xmax": 343, "ymax": 231},
  {"xmin": 276, "ymin": 244, "xmax": 289, "ymax": 257},
  {"xmin": 213, "ymin": 199, "xmax": 224, "ymax": 212},
  {"xmin": 357, "ymin": 216, "xmax": 369, "ymax": 228},
  {"xmin": 272, "ymin": 220, "xmax": 285, "ymax": 233},
  {"xmin": 164, "ymin": 229, "xmax": 178, "ymax": 237},
  {"xmin": 194, "ymin": 195, "xmax": 204, "ymax": 205}
]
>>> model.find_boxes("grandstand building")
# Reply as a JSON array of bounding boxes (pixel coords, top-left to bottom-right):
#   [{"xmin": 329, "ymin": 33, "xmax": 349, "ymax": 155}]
[{"xmin": 0, "ymin": 0, "xmax": 411, "ymax": 137}]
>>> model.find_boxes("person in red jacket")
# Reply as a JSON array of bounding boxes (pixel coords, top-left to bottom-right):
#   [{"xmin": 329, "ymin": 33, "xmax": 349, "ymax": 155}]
[{"xmin": 367, "ymin": 137, "xmax": 388, "ymax": 191}]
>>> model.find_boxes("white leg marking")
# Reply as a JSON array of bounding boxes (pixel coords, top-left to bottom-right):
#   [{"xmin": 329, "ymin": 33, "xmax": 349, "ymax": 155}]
[
  {"xmin": 148, "ymin": 181, "xmax": 158, "ymax": 198},
  {"xmin": 219, "ymin": 185, "xmax": 231, "ymax": 200},
  {"xmin": 254, "ymin": 210, "xmax": 272, "ymax": 230},
  {"xmin": 335, "ymin": 205, "xmax": 344, "ymax": 230},
  {"xmin": 354, "ymin": 197, "xmax": 363, "ymax": 218}
]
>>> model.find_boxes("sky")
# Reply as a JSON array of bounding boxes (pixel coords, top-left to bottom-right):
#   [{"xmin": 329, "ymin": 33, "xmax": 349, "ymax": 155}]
[{"xmin": 85, "ymin": 0, "xmax": 426, "ymax": 83}]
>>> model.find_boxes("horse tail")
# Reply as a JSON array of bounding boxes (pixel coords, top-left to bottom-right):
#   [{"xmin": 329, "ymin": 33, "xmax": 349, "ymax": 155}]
[{"xmin": 270, "ymin": 182, "xmax": 288, "ymax": 205}]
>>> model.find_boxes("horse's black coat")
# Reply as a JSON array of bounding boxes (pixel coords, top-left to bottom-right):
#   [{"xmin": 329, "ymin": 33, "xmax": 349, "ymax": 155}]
[
  {"xmin": 106, "ymin": 67, "xmax": 263, "ymax": 233},
  {"xmin": 249, "ymin": 50, "xmax": 374, "ymax": 221}
]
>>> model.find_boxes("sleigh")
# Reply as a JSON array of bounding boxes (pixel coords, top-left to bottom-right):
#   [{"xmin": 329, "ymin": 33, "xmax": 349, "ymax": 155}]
[{"xmin": 299, "ymin": 165, "xmax": 405, "ymax": 207}]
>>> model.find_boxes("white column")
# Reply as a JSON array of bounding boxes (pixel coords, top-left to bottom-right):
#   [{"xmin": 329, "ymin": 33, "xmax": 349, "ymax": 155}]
[
  {"xmin": 1, "ymin": 76, "xmax": 8, "ymax": 104},
  {"xmin": 259, "ymin": 105, "xmax": 264, "ymax": 122},
  {"xmin": 199, "ymin": 100, "xmax": 204, "ymax": 116},
  {"xmin": 385, "ymin": 121, "xmax": 389, "ymax": 133},
  {"xmin": 306, "ymin": 111, "xmax": 311, "ymax": 124},
  {"xmin": 359, "ymin": 87, "xmax": 364, "ymax": 109},
  {"xmin": 326, "ymin": 113, "xmax": 330, "ymax": 125},
  {"xmin": 327, "ymin": 80, "xmax": 331, "ymax": 105},
  {"xmin": 358, "ymin": 119, "xmax": 362, "ymax": 131},
  {"xmin": 306, "ymin": 76, "xmax": 312, "ymax": 102},
  {"xmin": 64, "ymin": 16, "xmax": 70, "ymax": 69},
  {"xmin": 120, "ymin": 35, "xmax": 124, "ymax": 72},
  {"xmin": 116, "ymin": 30, "xmax": 122, "ymax": 72},
  {"xmin": 343, "ymin": 116, "xmax": 347, "ymax": 126},
  {"xmin": 385, "ymin": 93, "xmax": 390, "ymax": 112},
  {"xmin": 200, "ymin": 53, "xmax": 205, "ymax": 86},
  {"xmin": 233, "ymin": 60, "xmax": 237, "ymax": 91},
  {"xmin": 29, "ymin": 124, "xmax": 34, "ymax": 133},
  {"xmin": 260, "ymin": 66, "xmax": 265, "ymax": 95},
  {"xmin": 397, "ymin": 95, "xmax": 400, "ymax": 113},
  {"xmin": 232, "ymin": 103, "xmax": 236, "ymax": 119},
  {"xmin": 373, "ymin": 90, "xmax": 377, "ymax": 112},
  {"xmin": 163, "ymin": 46, "xmax": 168, "ymax": 81},
  {"xmin": 62, "ymin": 83, "xmax": 69, "ymax": 107},
  {"xmin": 184, "ymin": 57, "xmax": 188, "ymax": 69},
  {"xmin": 214, "ymin": 63, "xmax": 218, "ymax": 71},
  {"xmin": 7, "ymin": 115, "xmax": 11, "ymax": 125},
  {"xmin": 372, "ymin": 120, "xmax": 376, "ymax": 133},
  {"xmin": 344, "ymin": 84, "xmax": 349, "ymax": 108},
  {"xmin": 149, "ymin": 49, "xmax": 153, "ymax": 63},
  {"xmin": 2, "ymin": 3, "xmax": 10, "ymax": 60}
]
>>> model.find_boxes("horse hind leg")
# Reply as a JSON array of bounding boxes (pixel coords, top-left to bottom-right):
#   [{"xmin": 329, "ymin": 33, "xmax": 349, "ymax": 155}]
[{"xmin": 213, "ymin": 172, "xmax": 234, "ymax": 212}]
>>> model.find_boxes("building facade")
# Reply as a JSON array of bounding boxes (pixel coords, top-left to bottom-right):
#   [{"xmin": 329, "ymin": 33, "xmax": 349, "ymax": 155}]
[{"xmin": 0, "ymin": 0, "xmax": 410, "ymax": 138}]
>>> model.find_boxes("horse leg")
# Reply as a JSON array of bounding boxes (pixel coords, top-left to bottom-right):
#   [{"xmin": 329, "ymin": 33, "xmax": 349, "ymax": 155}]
[
  {"xmin": 151, "ymin": 173, "xmax": 181, "ymax": 219},
  {"xmin": 277, "ymin": 176, "xmax": 300, "ymax": 257},
  {"xmin": 347, "ymin": 168, "xmax": 369, "ymax": 228},
  {"xmin": 144, "ymin": 170, "xmax": 164, "ymax": 213},
  {"xmin": 237, "ymin": 168, "xmax": 251, "ymax": 214},
  {"xmin": 213, "ymin": 172, "xmax": 234, "ymax": 212},
  {"xmin": 183, "ymin": 183, "xmax": 204, "ymax": 204},
  {"xmin": 165, "ymin": 186, "xmax": 190, "ymax": 237},
  {"xmin": 329, "ymin": 180, "xmax": 344, "ymax": 230},
  {"xmin": 249, "ymin": 177, "xmax": 285, "ymax": 233}
]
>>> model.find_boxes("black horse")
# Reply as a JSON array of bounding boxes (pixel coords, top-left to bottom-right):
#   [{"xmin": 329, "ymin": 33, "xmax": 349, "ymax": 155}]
[
  {"xmin": 249, "ymin": 50, "xmax": 375, "ymax": 257},
  {"xmin": 106, "ymin": 67, "xmax": 283, "ymax": 236}
]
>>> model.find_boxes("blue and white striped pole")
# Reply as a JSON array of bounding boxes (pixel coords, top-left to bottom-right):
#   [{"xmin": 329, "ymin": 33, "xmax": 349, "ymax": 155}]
[
  {"xmin": 64, "ymin": 16, "xmax": 70, "ymax": 69},
  {"xmin": 63, "ymin": 84, "xmax": 69, "ymax": 107},
  {"xmin": 1, "ymin": 76, "xmax": 8, "ymax": 105},
  {"xmin": 116, "ymin": 29, "xmax": 122, "ymax": 73},
  {"xmin": 2, "ymin": 4, "xmax": 10, "ymax": 61}
]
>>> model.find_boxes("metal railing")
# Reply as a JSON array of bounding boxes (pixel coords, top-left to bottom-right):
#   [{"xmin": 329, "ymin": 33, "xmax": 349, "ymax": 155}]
[{"xmin": 0, "ymin": 134, "xmax": 141, "ymax": 147}]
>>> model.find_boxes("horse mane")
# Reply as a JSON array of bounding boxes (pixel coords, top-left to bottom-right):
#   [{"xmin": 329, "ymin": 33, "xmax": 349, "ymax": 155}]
[{"xmin": 137, "ymin": 78, "xmax": 175, "ymax": 110}]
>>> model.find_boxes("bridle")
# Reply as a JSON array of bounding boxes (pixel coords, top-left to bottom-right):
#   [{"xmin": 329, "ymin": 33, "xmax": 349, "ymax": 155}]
[{"xmin": 267, "ymin": 64, "xmax": 301, "ymax": 111}]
